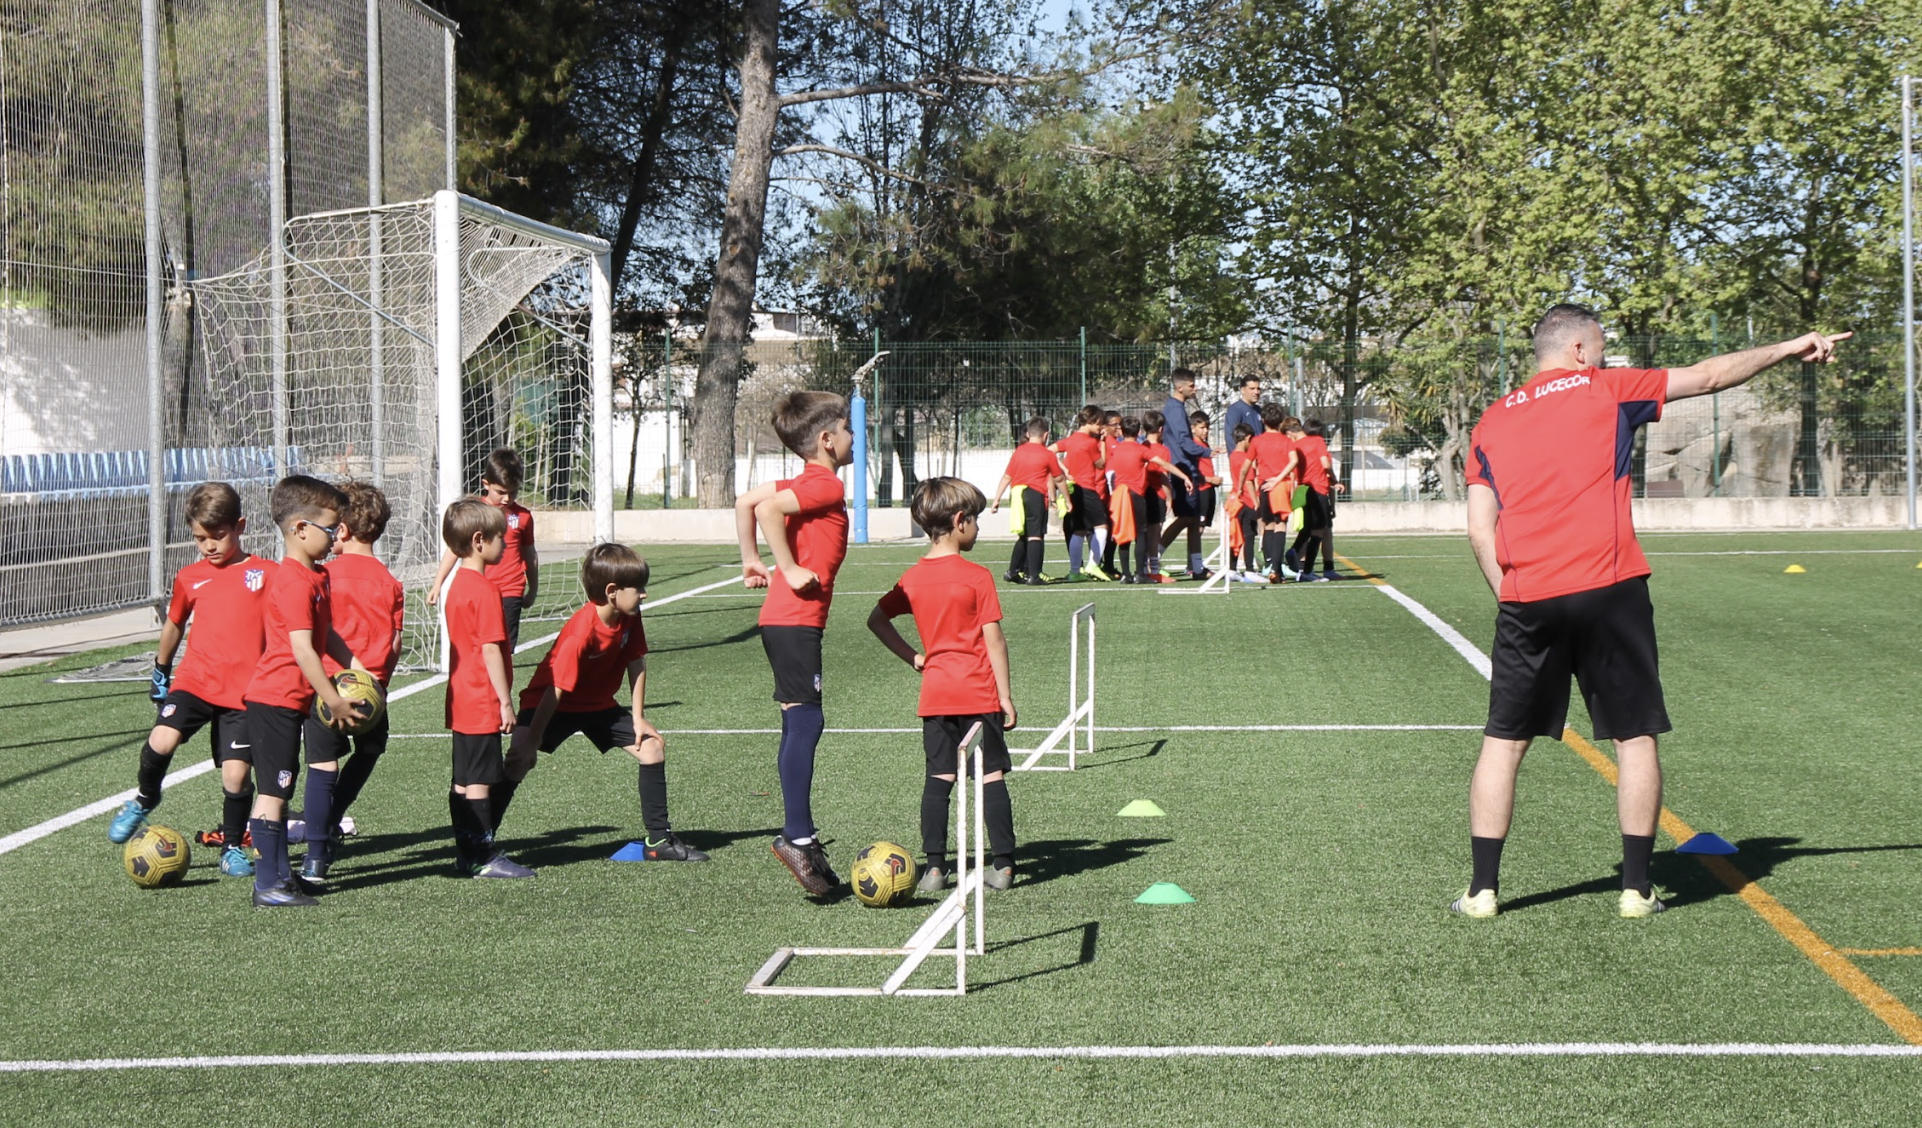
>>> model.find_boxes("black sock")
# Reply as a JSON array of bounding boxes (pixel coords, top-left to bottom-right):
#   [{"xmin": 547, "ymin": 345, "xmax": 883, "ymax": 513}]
[
  {"xmin": 1007, "ymin": 537, "xmax": 1025, "ymax": 575},
  {"xmin": 1260, "ymin": 531, "xmax": 1280, "ymax": 572},
  {"xmin": 491, "ymin": 777, "xmax": 521, "ymax": 828},
  {"xmin": 637, "ymin": 761, "xmax": 671, "ymax": 839},
  {"xmin": 222, "ymin": 787, "xmax": 253, "ymax": 850},
  {"xmin": 1470, "ymin": 835, "xmax": 1505, "ymax": 896},
  {"xmin": 465, "ymin": 796, "xmax": 498, "ymax": 861},
  {"xmin": 302, "ymin": 767, "xmax": 337, "ymax": 868},
  {"xmin": 920, "ymin": 776, "xmax": 955, "ymax": 860},
  {"xmin": 1024, "ymin": 539, "xmax": 1043, "ymax": 581},
  {"xmin": 331, "ymin": 749, "xmax": 382, "ymax": 829},
  {"xmin": 450, "ymin": 790, "xmax": 478, "ymax": 863},
  {"xmin": 1621, "ymin": 834, "xmax": 1656, "ymax": 896},
  {"xmin": 250, "ymin": 817, "xmax": 285, "ymax": 893},
  {"xmin": 982, "ymin": 778, "xmax": 1015, "ymax": 870},
  {"xmin": 1101, "ymin": 532, "xmax": 1117, "ymax": 573},
  {"xmin": 136, "ymin": 744, "xmax": 169, "ymax": 809},
  {"xmin": 1118, "ymin": 543, "xmax": 1133, "ymax": 576}
]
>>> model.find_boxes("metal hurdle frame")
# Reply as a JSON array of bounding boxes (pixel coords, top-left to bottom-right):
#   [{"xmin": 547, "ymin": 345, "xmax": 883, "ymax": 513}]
[
  {"xmin": 1159, "ymin": 475, "xmax": 1233, "ymax": 597},
  {"xmin": 1010, "ymin": 602, "xmax": 1096, "ymax": 772},
  {"xmin": 744, "ymin": 724, "xmax": 989, "ymax": 998}
]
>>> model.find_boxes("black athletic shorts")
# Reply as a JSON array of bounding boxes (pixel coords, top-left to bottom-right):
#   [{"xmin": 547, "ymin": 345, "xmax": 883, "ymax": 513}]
[
  {"xmin": 1065, "ymin": 485, "xmax": 1109, "ymax": 536},
  {"xmin": 1256, "ymin": 492, "xmax": 1283, "ymax": 524},
  {"xmin": 1017, "ymin": 486, "xmax": 1049, "ymax": 539},
  {"xmin": 1301, "ymin": 487, "xmax": 1333, "ymax": 530},
  {"xmin": 451, "ymin": 731, "xmax": 505, "ymax": 786},
  {"xmin": 1168, "ymin": 474, "xmax": 1201, "ymax": 518},
  {"xmin": 761, "ymin": 625, "xmax": 824, "ymax": 706},
  {"xmin": 516, "ymin": 705, "xmax": 635, "ymax": 753},
  {"xmin": 501, "ymin": 595, "xmax": 525, "ymax": 651},
  {"xmin": 1194, "ymin": 490, "xmax": 1216, "ymax": 526},
  {"xmin": 303, "ymin": 709, "xmax": 390, "ymax": 765},
  {"xmin": 922, "ymin": 714, "xmax": 1014, "ymax": 777},
  {"xmin": 1485, "ymin": 576, "xmax": 1671, "ymax": 742},
  {"xmin": 245, "ymin": 700, "xmax": 308, "ymax": 799},
  {"xmin": 1145, "ymin": 488, "xmax": 1166, "ymax": 528},
  {"xmin": 155, "ymin": 689, "xmax": 252, "ymax": 765}
]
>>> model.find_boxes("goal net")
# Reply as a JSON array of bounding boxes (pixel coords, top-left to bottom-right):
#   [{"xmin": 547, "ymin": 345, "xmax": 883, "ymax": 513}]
[{"xmin": 184, "ymin": 190, "xmax": 613, "ymax": 671}]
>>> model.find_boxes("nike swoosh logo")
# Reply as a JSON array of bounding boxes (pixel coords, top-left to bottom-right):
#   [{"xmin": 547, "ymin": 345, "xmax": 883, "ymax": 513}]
[
  {"xmin": 229, "ymin": 742, "xmax": 250, "ymax": 749},
  {"xmin": 192, "ymin": 580, "xmax": 212, "ymax": 590}
]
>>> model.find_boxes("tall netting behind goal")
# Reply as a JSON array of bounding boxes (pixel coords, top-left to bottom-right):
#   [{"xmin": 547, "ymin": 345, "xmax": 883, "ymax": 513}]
[{"xmin": 185, "ymin": 191, "xmax": 612, "ymax": 671}]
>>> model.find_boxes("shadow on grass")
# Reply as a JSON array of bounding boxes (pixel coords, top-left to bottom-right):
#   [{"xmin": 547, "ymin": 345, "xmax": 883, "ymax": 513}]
[
  {"xmin": 974, "ymin": 921, "xmax": 1100, "ymax": 992},
  {"xmin": 0, "ymin": 730, "xmax": 147, "ymax": 789},
  {"xmin": 649, "ymin": 624, "xmax": 760, "ymax": 655},
  {"xmin": 1065, "ymin": 738, "xmax": 1165, "ymax": 770},
  {"xmin": 1498, "ymin": 836, "xmax": 1922, "ymax": 913},
  {"xmin": 325, "ymin": 824, "xmax": 622, "ymax": 890},
  {"xmin": 1015, "ymin": 836, "xmax": 1171, "ymax": 887}
]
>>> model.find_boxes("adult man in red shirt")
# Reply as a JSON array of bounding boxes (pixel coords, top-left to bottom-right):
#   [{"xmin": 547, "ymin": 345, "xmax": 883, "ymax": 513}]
[{"xmin": 1453, "ymin": 303, "xmax": 1848, "ymax": 920}]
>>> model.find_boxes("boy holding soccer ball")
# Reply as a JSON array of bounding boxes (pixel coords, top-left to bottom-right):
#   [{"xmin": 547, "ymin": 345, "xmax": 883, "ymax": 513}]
[
  {"xmin": 866, "ymin": 477, "xmax": 1019, "ymax": 892},
  {"xmin": 502, "ymin": 542, "xmax": 706, "ymax": 861}
]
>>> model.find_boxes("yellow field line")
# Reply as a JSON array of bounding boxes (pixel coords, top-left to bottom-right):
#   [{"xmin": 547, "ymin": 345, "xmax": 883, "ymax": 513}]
[
  {"xmin": 1840, "ymin": 949, "xmax": 1922, "ymax": 958},
  {"xmin": 1331, "ymin": 553, "xmax": 1922, "ymax": 1045}
]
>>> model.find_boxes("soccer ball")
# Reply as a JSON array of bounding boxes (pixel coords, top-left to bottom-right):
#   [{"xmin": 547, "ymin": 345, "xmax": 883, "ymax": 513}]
[
  {"xmin": 850, "ymin": 841, "xmax": 918, "ymax": 907},
  {"xmin": 123, "ymin": 824, "xmax": 191, "ymax": 888},
  {"xmin": 315, "ymin": 669, "xmax": 385, "ymax": 735}
]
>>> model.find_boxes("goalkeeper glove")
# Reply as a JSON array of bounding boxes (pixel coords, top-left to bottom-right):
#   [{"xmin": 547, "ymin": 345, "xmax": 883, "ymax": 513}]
[{"xmin": 149, "ymin": 662, "xmax": 172, "ymax": 704}]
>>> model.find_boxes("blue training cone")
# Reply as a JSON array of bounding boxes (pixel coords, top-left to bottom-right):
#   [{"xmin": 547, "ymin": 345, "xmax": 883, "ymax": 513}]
[
  {"xmin": 1676, "ymin": 832, "xmax": 1737, "ymax": 856},
  {"xmin": 610, "ymin": 842, "xmax": 652, "ymax": 862}
]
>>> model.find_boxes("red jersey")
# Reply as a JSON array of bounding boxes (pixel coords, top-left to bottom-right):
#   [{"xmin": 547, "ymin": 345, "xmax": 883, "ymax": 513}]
[
  {"xmin": 519, "ymin": 602, "xmax": 648, "ymax": 713},
  {"xmin": 1229, "ymin": 450, "xmax": 1258, "ymax": 505},
  {"xmin": 1100, "ymin": 436, "xmax": 1119, "ymax": 498},
  {"xmin": 759, "ymin": 463, "xmax": 848, "ymax": 630},
  {"xmin": 1108, "ymin": 441, "xmax": 1151, "ymax": 494},
  {"xmin": 1055, "ymin": 432, "xmax": 1103, "ymax": 492},
  {"xmin": 243, "ymin": 559, "xmax": 332, "ymax": 711},
  {"xmin": 485, "ymin": 501, "xmax": 535, "ymax": 598},
  {"xmin": 1296, "ymin": 435, "xmax": 1333, "ymax": 493},
  {"xmin": 444, "ymin": 567, "xmax": 509, "ymax": 733},
  {"xmin": 1003, "ymin": 442, "xmax": 1059, "ymax": 493},
  {"xmin": 1250, "ymin": 432, "xmax": 1296, "ymax": 485},
  {"xmin": 1197, "ymin": 454, "xmax": 1215, "ymax": 493},
  {"xmin": 168, "ymin": 554, "xmax": 275, "ymax": 710},
  {"xmin": 876, "ymin": 554, "xmax": 1004, "ymax": 717},
  {"xmin": 322, "ymin": 553, "xmax": 404, "ymax": 685},
  {"xmin": 1146, "ymin": 441, "xmax": 1171, "ymax": 491},
  {"xmin": 1469, "ymin": 365, "xmax": 1669, "ymax": 603}
]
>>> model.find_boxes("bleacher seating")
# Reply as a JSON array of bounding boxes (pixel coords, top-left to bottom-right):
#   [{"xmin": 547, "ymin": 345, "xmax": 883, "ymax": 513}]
[{"xmin": 1, "ymin": 447, "xmax": 300, "ymax": 499}]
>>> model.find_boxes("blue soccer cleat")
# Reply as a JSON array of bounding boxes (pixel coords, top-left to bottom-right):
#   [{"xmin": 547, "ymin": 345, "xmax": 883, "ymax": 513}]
[
  {"xmin": 108, "ymin": 799, "xmax": 152, "ymax": 844},
  {"xmin": 220, "ymin": 846, "xmax": 255, "ymax": 877}
]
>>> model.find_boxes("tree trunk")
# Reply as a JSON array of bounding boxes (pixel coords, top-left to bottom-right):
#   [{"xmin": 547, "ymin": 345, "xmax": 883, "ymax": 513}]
[
  {"xmin": 607, "ymin": 12, "xmax": 691, "ymax": 293},
  {"xmin": 691, "ymin": 0, "xmax": 780, "ymax": 507}
]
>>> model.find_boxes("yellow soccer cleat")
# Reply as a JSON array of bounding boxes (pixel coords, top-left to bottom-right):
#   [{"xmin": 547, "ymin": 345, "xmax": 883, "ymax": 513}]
[
  {"xmin": 1618, "ymin": 887, "xmax": 1668, "ymax": 918},
  {"xmin": 1447, "ymin": 888, "xmax": 1499, "ymax": 919}
]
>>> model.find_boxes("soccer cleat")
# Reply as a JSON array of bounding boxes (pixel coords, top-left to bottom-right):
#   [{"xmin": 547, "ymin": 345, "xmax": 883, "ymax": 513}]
[
  {"xmin": 1155, "ymin": 573, "xmax": 1178, "ymax": 584},
  {"xmin": 472, "ymin": 853, "xmax": 536, "ymax": 879},
  {"xmin": 1120, "ymin": 573, "xmax": 1137, "ymax": 585},
  {"xmin": 288, "ymin": 872, "xmax": 324, "ymax": 897},
  {"xmin": 1448, "ymin": 888, "xmax": 1499, "ymax": 918},
  {"xmin": 1085, "ymin": 564, "xmax": 1115, "ymax": 582},
  {"xmin": 1025, "ymin": 574, "xmax": 1050, "ymax": 586},
  {"xmin": 641, "ymin": 833, "xmax": 709, "ymax": 862},
  {"xmin": 300, "ymin": 856, "xmax": 330, "ymax": 884},
  {"xmin": 219, "ymin": 846, "xmax": 255, "ymax": 878},
  {"xmin": 196, "ymin": 827, "xmax": 256, "ymax": 849},
  {"xmin": 252, "ymin": 882, "xmax": 320, "ymax": 908},
  {"xmin": 1618, "ymin": 887, "xmax": 1668, "ymax": 918},
  {"xmin": 108, "ymin": 800, "xmax": 152, "ymax": 844},
  {"xmin": 1321, "ymin": 569, "xmax": 1341, "ymax": 582},
  {"xmin": 1285, "ymin": 548, "xmax": 1300, "ymax": 573},
  {"xmin": 1191, "ymin": 569, "xmax": 1214, "ymax": 582},
  {"xmin": 983, "ymin": 866, "xmax": 1014, "ymax": 891},
  {"xmin": 917, "ymin": 865, "xmax": 949, "ymax": 894},
  {"xmin": 771, "ymin": 835, "xmax": 835, "ymax": 894},
  {"xmin": 1002, "ymin": 570, "xmax": 1023, "ymax": 584}
]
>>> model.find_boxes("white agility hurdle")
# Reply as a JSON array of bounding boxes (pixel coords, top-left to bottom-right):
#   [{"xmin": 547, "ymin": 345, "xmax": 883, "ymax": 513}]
[
  {"xmin": 1010, "ymin": 601, "xmax": 1096, "ymax": 771},
  {"xmin": 744, "ymin": 723, "xmax": 989, "ymax": 998},
  {"xmin": 1159, "ymin": 477, "xmax": 1232, "ymax": 597}
]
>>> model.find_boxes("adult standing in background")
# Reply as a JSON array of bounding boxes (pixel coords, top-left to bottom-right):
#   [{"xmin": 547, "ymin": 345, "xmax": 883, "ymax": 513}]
[
  {"xmin": 1224, "ymin": 375, "xmax": 1264, "ymax": 442},
  {"xmin": 1159, "ymin": 369, "xmax": 1213, "ymax": 578}
]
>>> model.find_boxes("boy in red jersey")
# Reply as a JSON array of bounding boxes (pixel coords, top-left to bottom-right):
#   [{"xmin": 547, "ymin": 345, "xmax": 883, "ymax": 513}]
[
  {"xmin": 1049, "ymin": 405, "xmax": 1110, "ymax": 581},
  {"xmin": 735, "ymin": 390, "xmax": 853, "ymax": 894},
  {"xmin": 1108, "ymin": 417, "xmax": 1192, "ymax": 583},
  {"xmin": 505, "ymin": 543, "xmax": 707, "ymax": 861},
  {"xmin": 1244, "ymin": 404, "xmax": 1299, "ymax": 580},
  {"xmin": 1180, "ymin": 410, "xmax": 1222, "ymax": 577},
  {"xmin": 989, "ymin": 416, "xmax": 1063, "ymax": 585},
  {"xmin": 1098, "ymin": 410, "xmax": 1124, "ymax": 579},
  {"xmin": 241, "ymin": 476, "xmax": 366, "ymax": 907},
  {"xmin": 297, "ymin": 481, "xmax": 404, "ymax": 881},
  {"xmin": 1141, "ymin": 411, "xmax": 1181, "ymax": 581},
  {"xmin": 867, "ymin": 478, "xmax": 1019, "ymax": 890},
  {"xmin": 428, "ymin": 447, "xmax": 539, "ymax": 649},
  {"xmin": 1226, "ymin": 423, "xmax": 1260, "ymax": 576},
  {"xmin": 1287, "ymin": 417, "xmax": 1345, "ymax": 581},
  {"xmin": 441, "ymin": 498, "xmax": 533, "ymax": 879},
  {"xmin": 108, "ymin": 484, "xmax": 274, "ymax": 881}
]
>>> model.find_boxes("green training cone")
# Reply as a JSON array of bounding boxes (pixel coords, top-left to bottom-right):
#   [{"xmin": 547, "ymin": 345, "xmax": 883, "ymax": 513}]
[
  {"xmin": 1116, "ymin": 799, "xmax": 1166, "ymax": 817},
  {"xmin": 1135, "ymin": 882, "xmax": 1195, "ymax": 904}
]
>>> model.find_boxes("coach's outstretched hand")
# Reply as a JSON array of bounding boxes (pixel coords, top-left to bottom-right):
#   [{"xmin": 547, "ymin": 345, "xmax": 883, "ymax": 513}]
[{"xmin": 1792, "ymin": 331, "xmax": 1852, "ymax": 364}]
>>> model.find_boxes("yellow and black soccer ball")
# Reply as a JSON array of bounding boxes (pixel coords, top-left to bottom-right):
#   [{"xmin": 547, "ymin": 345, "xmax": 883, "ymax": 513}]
[
  {"xmin": 850, "ymin": 841, "xmax": 918, "ymax": 907},
  {"xmin": 315, "ymin": 669, "xmax": 385, "ymax": 736},
  {"xmin": 123, "ymin": 824, "xmax": 191, "ymax": 888}
]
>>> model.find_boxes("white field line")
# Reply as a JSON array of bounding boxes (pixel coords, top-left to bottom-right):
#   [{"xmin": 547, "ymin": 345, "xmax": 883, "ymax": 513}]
[
  {"xmin": 3, "ymin": 1042, "xmax": 1918, "ymax": 1072},
  {"xmin": 0, "ymin": 572, "xmax": 741, "ymax": 858},
  {"xmin": 379, "ymin": 723, "xmax": 1485, "ymax": 740},
  {"xmin": 1350, "ymin": 549, "xmax": 1920, "ymax": 560},
  {"xmin": 1369, "ymin": 584, "xmax": 1493, "ymax": 680}
]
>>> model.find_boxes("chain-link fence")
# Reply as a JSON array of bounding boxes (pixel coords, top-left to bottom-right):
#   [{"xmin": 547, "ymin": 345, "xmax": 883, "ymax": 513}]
[{"xmin": 611, "ymin": 333, "xmax": 1914, "ymax": 506}]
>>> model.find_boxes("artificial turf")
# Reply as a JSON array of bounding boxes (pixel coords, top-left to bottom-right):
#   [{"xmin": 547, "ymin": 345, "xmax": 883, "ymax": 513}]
[{"xmin": 1, "ymin": 531, "xmax": 1919, "ymax": 1125}]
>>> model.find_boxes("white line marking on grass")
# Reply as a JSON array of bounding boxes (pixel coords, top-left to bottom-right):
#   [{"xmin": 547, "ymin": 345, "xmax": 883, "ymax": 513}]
[
  {"xmin": 1369, "ymin": 584, "xmax": 1492, "ymax": 680},
  {"xmin": 0, "ymin": 572, "xmax": 742, "ymax": 858},
  {"xmin": 379, "ymin": 723, "xmax": 1485, "ymax": 739},
  {"xmin": 4, "ymin": 1042, "xmax": 1918, "ymax": 1072}
]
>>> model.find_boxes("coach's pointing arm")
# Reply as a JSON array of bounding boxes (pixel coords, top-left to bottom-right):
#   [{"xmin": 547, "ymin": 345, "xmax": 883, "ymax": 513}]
[{"xmin": 1663, "ymin": 331, "xmax": 1851, "ymax": 402}]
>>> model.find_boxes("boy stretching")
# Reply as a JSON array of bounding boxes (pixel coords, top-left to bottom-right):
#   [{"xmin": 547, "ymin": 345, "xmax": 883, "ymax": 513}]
[
  {"xmin": 241, "ymin": 476, "xmax": 366, "ymax": 906},
  {"xmin": 298, "ymin": 481, "xmax": 404, "ymax": 880},
  {"xmin": 735, "ymin": 391, "xmax": 854, "ymax": 895},
  {"xmin": 429, "ymin": 447, "xmax": 539, "ymax": 649},
  {"xmin": 110, "ymin": 483, "xmax": 274, "ymax": 882},
  {"xmin": 867, "ymin": 478, "xmax": 1019, "ymax": 890},
  {"xmin": 989, "ymin": 416, "xmax": 1062, "ymax": 585},
  {"xmin": 442, "ymin": 498, "xmax": 533, "ymax": 878},
  {"xmin": 505, "ymin": 543, "xmax": 707, "ymax": 861}
]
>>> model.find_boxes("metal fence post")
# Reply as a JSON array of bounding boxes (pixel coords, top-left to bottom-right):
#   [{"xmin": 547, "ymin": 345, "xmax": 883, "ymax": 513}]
[
  {"xmin": 1905, "ymin": 74, "xmax": 1917, "ymax": 529},
  {"xmin": 1079, "ymin": 326, "xmax": 1087, "ymax": 405},
  {"xmin": 852, "ymin": 369, "xmax": 869, "ymax": 544},
  {"xmin": 1710, "ymin": 312, "xmax": 1721, "ymax": 497},
  {"xmin": 663, "ymin": 329, "xmax": 673, "ymax": 508},
  {"xmin": 368, "ymin": 0, "xmax": 386, "ymax": 485},
  {"xmin": 143, "ymin": 0, "xmax": 164, "ymax": 608},
  {"xmin": 266, "ymin": 0, "xmax": 289, "ymax": 477}
]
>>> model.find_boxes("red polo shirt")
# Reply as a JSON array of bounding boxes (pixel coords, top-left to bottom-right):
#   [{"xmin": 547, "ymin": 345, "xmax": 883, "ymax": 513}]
[
  {"xmin": 876, "ymin": 554, "xmax": 1004, "ymax": 717},
  {"xmin": 759, "ymin": 463, "xmax": 848, "ymax": 630}
]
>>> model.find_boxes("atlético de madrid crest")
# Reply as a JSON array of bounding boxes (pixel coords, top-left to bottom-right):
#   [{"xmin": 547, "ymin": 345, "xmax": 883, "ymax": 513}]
[{"xmin": 244, "ymin": 568, "xmax": 265, "ymax": 592}]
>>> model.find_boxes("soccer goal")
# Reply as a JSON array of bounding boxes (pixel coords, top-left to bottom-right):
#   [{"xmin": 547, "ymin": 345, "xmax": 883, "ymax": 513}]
[
  {"xmin": 745, "ymin": 723, "xmax": 990, "ymax": 998},
  {"xmin": 185, "ymin": 190, "xmax": 613, "ymax": 671},
  {"xmin": 1010, "ymin": 602, "xmax": 1096, "ymax": 771}
]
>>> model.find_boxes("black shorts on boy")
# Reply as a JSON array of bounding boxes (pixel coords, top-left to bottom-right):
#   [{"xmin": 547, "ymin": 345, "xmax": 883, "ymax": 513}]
[{"xmin": 156, "ymin": 690, "xmax": 253, "ymax": 765}]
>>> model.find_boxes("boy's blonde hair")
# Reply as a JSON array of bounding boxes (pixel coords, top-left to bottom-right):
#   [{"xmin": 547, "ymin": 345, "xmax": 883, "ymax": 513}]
[
  {"xmin": 911, "ymin": 476, "xmax": 987, "ymax": 539},
  {"xmin": 183, "ymin": 482, "xmax": 242, "ymax": 529},
  {"xmin": 443, "ymin": 497, "xmax": 506, "ymax": 555}
]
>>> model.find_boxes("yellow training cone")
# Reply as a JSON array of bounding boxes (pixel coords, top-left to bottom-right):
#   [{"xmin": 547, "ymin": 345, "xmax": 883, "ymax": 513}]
[{"xmin": 1784, "ymin": 564, "xmax": 1807, "ymax": 574}]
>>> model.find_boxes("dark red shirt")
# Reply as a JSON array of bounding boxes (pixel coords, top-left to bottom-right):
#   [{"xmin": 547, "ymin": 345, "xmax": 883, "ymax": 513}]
[
  {"xmin": 1146, "ymin": 441, "xmax": 1171, "ymax": 491},
  {"xmin": 1230, "ymin": 450, "xmax": 1257, "ymax": 504},
  {"xmin": 1197, "ymin": 454, "xmax": 1215, "ymax": 493},
  {"xmin": 520, "ymin": 602, "xmax": 649, "ymax": 713},
  {"xmin": 1469, "ymin": 365, "xmax": 1669, "ymax": 602},
  {"xmin": 876, "ymin": 555, "xmax": 1004, "ymax": 717},
  {"xmin": 1056, "ymin": 432, "xmax": 1103, "ymax": 492},
  {"xmin": 1109, "ymin": 440, "xmax": 1151, "ymax": 494},
  {"xmin": 444, "ymin": 567, "xmax": 509, "ymax": 733},
  {"xmin": 1250, "ymin": 432, "xmax": 1295, "ymax": 484},
  {"xmin": 1296, "ymin": 435, "xmax": 1332, "ymax": 493},
  {"xmin": 485, "ymin": 501, "xmax": 535, "ymax": 598},
  {"xmin": 168, "ymin": 554, "xmax": 275, "ymax": 710},
  {"xmin": 759, "ymin": 463, "xmax": 848, "ymax": 630},
  {"xmin": 323, "ymin": 553, "xmax": 404, "ymax": 685},
  {"xmin": 1003, "ymin": 442, "xmax": 1059, "ymax": 493},
  {"xmin": 244, "ymin": 559, "xmax": 331, "ymax": 711}
]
